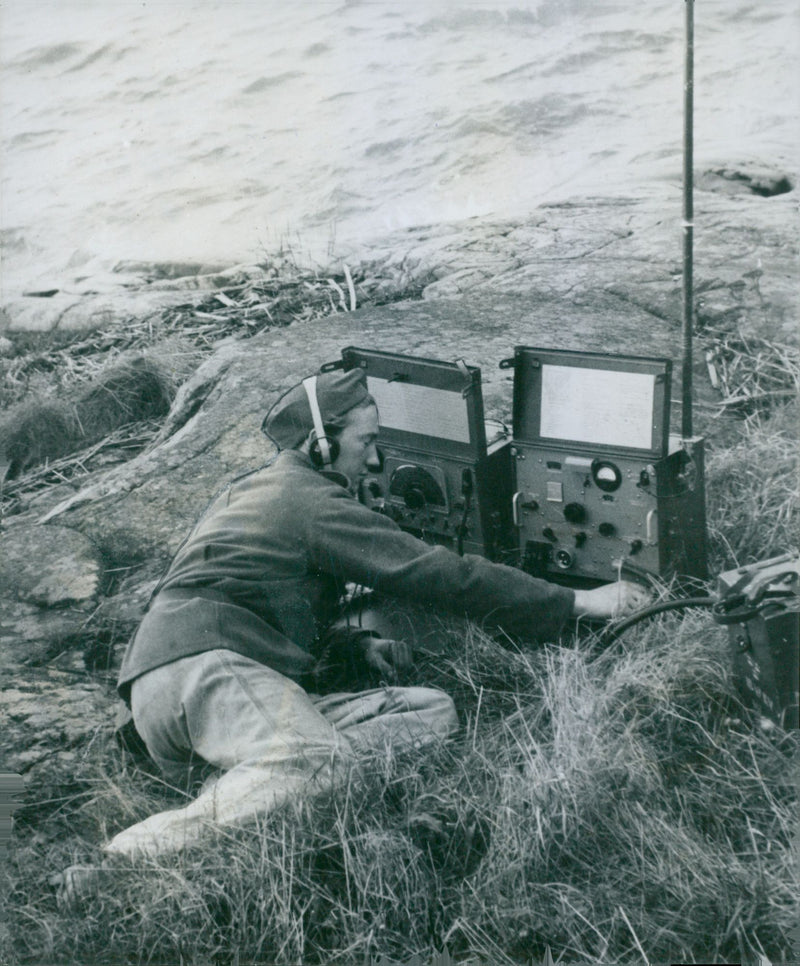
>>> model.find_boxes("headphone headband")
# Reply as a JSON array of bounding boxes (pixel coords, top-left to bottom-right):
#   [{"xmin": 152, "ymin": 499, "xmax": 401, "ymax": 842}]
[{"xmin": 302, "ymin": 375, "xmax": 333, "ymax": 465}]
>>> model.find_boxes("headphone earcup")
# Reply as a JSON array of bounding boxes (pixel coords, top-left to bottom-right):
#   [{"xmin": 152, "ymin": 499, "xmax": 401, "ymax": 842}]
[{"xmin": 309, "ymin": 431, "xmax": 339, "ymax": 467}]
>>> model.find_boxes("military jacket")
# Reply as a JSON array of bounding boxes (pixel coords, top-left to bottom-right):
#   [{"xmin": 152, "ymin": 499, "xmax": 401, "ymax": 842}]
[{"xmin": 118, "ymin": 450, "xmax": 574, "ymax": 700}]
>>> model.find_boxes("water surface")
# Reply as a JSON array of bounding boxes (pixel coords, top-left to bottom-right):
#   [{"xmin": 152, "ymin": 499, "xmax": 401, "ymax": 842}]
[{"xmin": 1, "ymin": 0, "xmax": 796, "ymax": 289}]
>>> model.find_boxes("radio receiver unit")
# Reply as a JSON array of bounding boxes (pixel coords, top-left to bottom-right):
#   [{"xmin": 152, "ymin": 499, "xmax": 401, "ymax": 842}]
[
  {"xmin": 502, "ymin": 346, "xmax": 708, "ymax": 585},
  {"xmin": 324, "ymin": 347, "xmax": 515, "ymax": 561}
]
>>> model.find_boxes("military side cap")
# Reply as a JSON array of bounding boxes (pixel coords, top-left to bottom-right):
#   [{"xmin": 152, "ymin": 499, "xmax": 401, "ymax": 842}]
[{"xmin": 262, "ymin": 368, "xmax": 370, "ymax": 449}]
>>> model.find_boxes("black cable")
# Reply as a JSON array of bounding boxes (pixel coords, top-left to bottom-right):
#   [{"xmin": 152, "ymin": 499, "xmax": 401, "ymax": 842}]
[
  {"xmin": 456, "ymin": 494, "xmax": 471, "ymax": 557},
  {"xmin": 600, "ymin": 596, "xmax": 716, "ymax": 645}
]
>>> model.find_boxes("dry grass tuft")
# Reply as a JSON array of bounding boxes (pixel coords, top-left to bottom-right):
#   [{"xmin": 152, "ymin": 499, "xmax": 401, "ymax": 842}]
[
  {"xmin": 706, "ymin": 399, "xmax": 799, "ymax": 569},
  {"xmin": 459, "ymin": 614, "xmax": 797, "ymax": 964},
  {"xmin": 704, "ymin": 334, "xmax": 799, "ymax": 418},
  {"xmin": 4, "ymin": 615, "xmax": 797, "ymax": 965},
  {"xmin": 0, "ymin": 356, "xmax": 176, "ymax": 490}
]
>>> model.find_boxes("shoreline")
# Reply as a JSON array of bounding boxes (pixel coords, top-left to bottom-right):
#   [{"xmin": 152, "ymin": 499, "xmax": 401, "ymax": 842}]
[
  {"xmin": 2, "ymin": 173, "xmax": 797, "ymax": 519},
  {"xmin": 2, "ymin": 159, "xmax": 798, "ymax": 345}
]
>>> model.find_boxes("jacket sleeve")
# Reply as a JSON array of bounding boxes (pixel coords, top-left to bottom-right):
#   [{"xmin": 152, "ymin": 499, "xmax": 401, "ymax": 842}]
[{"xmin": 304, "ymin": 485, "xmax": 575, "ymax": 642}]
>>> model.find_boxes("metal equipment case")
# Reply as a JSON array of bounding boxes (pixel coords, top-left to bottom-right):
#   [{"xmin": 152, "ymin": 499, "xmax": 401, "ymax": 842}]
[
  {"xmin": 503, "ymin": 346, "xmax": 708, "ymax": 585},
  {"xmin": 332, "ymin": 347, "xmax": 515, "ymax": 561},
  {"xmin": 716, "ymin": 555, "xmax": 800, "ymax": 729}
]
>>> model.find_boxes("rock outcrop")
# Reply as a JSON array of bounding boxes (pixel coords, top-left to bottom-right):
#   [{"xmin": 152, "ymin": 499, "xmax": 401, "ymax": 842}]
[
  {"xmin": 1, "ymin": 525, "xmax": 103, "ymax": 664},
  {"xmin": 0, "ymin": 525, "xmax": 112, "ymax": 800},
  {"xmin": 0, "ymin": 666, "xmax": 117, "ymax": 797}
]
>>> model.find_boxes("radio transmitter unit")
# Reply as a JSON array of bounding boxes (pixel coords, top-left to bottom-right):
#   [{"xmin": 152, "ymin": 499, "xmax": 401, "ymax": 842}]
[
  {"xmin": 324, "ymin": 346, "xmax": 515, "ymax": 561},
  {"xmin": 502, "ymin": 346, "xmax": 708, "ymax": 585}
]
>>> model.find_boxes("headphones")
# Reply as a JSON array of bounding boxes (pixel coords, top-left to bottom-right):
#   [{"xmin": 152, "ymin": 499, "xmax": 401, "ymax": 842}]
[{"xmin": 303, "ymin": 376, "xmax": 340, "ymax": 468}]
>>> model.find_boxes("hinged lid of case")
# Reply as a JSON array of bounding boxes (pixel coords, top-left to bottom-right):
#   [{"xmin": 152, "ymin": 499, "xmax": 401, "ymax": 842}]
[
  {"xmin": 334, "ymin": 346, "xmax": 488, "ymax": 459},
  {"xmin": 507, "ymin": 346, "xmax": 672, "ymax": 459}
]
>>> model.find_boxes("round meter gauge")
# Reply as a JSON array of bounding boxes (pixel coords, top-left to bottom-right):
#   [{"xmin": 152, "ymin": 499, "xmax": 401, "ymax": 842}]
[{"xmin": 591, "ymin": 459, "xmax": 623, "ymax": 493}]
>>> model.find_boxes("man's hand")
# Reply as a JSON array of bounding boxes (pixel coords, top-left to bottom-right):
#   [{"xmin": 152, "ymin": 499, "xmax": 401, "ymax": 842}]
[
  {"xmin": 572, "ymin": 581, "xmax": 651, "ymax": 620},
  {"xmin": 363, "ymin": 637, "xmax": 413, "ymax": 680}
]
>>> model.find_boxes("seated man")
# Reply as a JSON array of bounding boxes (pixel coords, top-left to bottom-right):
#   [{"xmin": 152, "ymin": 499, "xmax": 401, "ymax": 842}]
[{"xmin": 100, "ymin": 367, "xmax": 648, "ymax": 859}]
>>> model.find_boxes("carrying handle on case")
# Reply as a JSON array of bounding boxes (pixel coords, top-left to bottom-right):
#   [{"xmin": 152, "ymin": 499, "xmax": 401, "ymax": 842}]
[
  {"xmin": 645, "ymin": 509, "xmax": 657, "ymax": 545},
  {"xmin": 712, "ymin": 561, "xmax": 798, "ymax": 625},
  {"xmin": 512, "ymin": 491, "xmax": 523, "ymax": 527}
]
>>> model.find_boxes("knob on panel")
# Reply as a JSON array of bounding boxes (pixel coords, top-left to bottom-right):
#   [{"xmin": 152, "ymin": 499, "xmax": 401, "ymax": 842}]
[
  {"xmin": 563, "ymin": 502, "xmax": 587, "ymax": 524},
  {"xmin": 405, "ymin": 486, "xmax": 426, "ymax": 511}
]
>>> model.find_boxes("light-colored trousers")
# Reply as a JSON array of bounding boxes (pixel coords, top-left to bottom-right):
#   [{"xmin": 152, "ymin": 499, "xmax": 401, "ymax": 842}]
[{"xmin": 104, "ymin": 649, "xmax": 458, "ymax": 859}]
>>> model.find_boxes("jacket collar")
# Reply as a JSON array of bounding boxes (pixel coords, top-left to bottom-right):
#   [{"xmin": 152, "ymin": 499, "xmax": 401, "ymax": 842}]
[{"xmin": 279, "ymin": 449, "xmax": 353, "ymax": 492}]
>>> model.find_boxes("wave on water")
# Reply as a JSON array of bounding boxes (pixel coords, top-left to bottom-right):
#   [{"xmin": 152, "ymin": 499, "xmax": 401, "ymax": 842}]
[{"xmin": 0, "ymin": 0, "xmax": 797, "ymax": 289}]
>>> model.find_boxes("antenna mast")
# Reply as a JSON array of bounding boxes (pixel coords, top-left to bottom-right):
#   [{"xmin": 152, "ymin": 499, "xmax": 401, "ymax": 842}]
[{"xmin": 681, "ymin": 0, "xmax": 694, "ymax": 438}]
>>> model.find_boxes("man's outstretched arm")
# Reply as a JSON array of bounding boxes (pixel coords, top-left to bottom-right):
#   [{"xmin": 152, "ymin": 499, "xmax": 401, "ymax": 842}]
[{"xmin": 305, "ymin": 486, "xmax": 648, "ymax": 640}]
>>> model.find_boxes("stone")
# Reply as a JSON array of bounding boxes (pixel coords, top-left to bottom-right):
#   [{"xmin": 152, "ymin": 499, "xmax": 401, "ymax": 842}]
[
  {"xmin": 36, "ymin": 283, "xmax": 691, "ymax": 572},
  {"xmin": 111, "ymin": 259, "xmax": 233, "ymax": 280},
  {"xmin": 0, "ymin": 525, "xmax": 102, "ymax": 608},
  {"xmin": 0, "ymin": 598, "xmax": 90, "ymax": 667},
  {"xmin": 0, "ymin": 293, "xmax": 83, "ymax": 334},
  {"xmin": 696, "ymin": 161, "xmax": 795, "ymax": 199},
  {"xmin": 0, "ymin": 666, "xmax": 116, "ymax": 789},
  {"xmin": 0, "ymin": 524, "xmax": 104, "ymax": 668}
]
